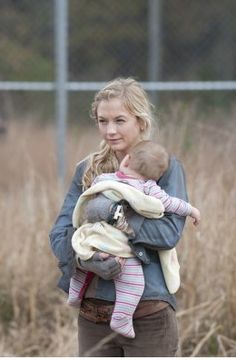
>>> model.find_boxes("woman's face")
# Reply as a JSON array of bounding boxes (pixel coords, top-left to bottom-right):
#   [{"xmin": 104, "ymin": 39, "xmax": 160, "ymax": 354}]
[{"xmin": 97, "ymin": 98, "xmax": 142, "ymax": 161}]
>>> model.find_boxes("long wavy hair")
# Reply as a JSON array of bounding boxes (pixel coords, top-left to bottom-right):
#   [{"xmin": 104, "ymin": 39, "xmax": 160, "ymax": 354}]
[{"xmin": 82, "ymin": 78, "xmax": 156, "ymax": 189}]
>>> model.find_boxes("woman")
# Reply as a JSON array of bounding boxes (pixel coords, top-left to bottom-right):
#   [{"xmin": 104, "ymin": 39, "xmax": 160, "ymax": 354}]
[{"xmin": 49, "ymin": 78, "xmax": 188, "ymax": 356}]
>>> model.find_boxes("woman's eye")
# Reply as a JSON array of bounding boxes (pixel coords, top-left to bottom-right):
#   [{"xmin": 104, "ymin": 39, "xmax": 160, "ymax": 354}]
[
  {"xmin": 98, "ymin": 119, "xmax": 107, "ymax": 125},
  {"xmin": 117, "ymin": 118, "xmax": 125, "ymax": 123}
]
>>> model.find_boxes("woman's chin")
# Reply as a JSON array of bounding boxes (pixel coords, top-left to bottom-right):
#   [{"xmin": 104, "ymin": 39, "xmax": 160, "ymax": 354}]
[{"xmin": 109, "ymin": 143, "xmax": 124, "ymax": 152}]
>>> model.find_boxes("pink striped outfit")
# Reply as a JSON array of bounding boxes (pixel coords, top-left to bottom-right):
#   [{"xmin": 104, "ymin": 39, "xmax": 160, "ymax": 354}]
[
  {"xmin": 94, "ymin": 170, "xmax": 192, "ymax": 216},
  {"xmin": 68, "ymin": 171, "xmax": 192, "ymax": 338}
]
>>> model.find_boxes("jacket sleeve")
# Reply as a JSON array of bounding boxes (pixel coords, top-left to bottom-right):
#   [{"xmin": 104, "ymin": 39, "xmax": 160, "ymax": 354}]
[
  {"xmin": 129, "ymin": 156, "xmax": 189, "ymax": 251},
  {"xmin": 49, "ymin": 160, "xmax": 87, "ymax": 280}
]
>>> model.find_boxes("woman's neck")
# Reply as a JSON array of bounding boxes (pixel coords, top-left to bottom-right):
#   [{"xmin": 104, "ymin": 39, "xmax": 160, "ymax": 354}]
[{"xmin": 115, "ymin": 151, "xmax": 126, "ymax": 163}]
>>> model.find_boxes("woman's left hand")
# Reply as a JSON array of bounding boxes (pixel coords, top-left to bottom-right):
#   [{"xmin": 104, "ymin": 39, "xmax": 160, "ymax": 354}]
[{"xmin": 78, "ymin": 252, "xmax": 123, "ymax": 280}]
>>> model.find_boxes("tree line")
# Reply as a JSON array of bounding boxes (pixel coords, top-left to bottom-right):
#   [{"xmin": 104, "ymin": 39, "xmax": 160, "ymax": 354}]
[{"xmin": 1, "ymin": 0, "xmax": 236, "ymax": 83}]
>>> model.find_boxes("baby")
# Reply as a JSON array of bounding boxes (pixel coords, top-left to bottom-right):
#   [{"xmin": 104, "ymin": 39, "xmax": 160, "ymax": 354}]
[{"xmin": 68, "ymin": 140, "xmax": 200, "ymax": 338}]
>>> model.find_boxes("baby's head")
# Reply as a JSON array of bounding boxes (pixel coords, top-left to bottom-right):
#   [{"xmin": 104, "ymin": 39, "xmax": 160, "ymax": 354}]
[{"xmin": 120, "ymin": 140, "xmax": 169, "ymax": 180}]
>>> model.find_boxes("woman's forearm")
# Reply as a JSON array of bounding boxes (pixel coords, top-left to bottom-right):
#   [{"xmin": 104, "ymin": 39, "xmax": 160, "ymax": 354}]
[
  {"xmin": 49, "ymin": 162, "xmax": 85, "ymax": 262},
  {"xmin": 130, "ymin": 156, "xmax": 188, "ymax": 250}
]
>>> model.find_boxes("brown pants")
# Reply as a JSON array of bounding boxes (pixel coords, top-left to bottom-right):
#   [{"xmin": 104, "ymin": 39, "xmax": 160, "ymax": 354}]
[{"xmin": 78, "ymin": 305, "xmax": 179, "ymax": 357}]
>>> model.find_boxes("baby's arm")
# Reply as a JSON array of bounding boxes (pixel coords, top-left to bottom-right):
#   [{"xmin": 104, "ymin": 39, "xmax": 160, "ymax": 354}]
[{"xmin": 147, "ymin": 180, "xmax": 201, "ymax": 226}]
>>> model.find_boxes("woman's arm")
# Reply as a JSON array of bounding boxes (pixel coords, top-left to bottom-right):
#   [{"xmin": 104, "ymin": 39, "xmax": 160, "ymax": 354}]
[
  {"xmin": 49, "ymin": 161, "xmax": 86, "ymax": 279},
  {"xmin": 128, "ymin": 156, "xmax": 188, "ymax": 250},
  {"xmin": 49, "ymin": 160, "xmax": 122, "ymax": 287}
]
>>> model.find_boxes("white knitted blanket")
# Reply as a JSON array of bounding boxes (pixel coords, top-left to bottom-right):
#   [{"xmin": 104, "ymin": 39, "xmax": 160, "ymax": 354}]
[{"xmin": 72, "ymin": 180, "xmax": 180, "ymax": 294}]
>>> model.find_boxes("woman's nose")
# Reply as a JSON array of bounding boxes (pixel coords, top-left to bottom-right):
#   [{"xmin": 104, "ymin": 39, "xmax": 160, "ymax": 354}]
[{"xmin": 106, "ymin": 122, "xmax": 117, "ymax": 134}]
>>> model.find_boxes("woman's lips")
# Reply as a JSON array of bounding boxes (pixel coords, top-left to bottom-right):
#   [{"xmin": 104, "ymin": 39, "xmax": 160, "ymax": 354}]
[{"xmin": 107, "ymin": 138, "xmax": 122, "ymax": 144}]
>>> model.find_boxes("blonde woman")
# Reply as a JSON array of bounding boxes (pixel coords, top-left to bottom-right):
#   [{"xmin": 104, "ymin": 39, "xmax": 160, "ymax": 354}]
[{"xmin": 50, "ymin": 78, "xmax": 188, "ymax": 356}]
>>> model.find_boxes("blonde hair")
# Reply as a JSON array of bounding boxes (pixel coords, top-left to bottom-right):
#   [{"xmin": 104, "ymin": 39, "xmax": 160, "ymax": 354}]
[
  {"xmin": 82, "ymin": 78, "xmax": 156, "ymax": 189},
  {"xmin": 128, "ymin": 140, "xmax": 169, "ymax": 180}
]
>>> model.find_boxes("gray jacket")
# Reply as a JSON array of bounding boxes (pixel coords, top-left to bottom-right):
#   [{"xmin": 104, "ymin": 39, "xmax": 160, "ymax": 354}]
[{"xmin": 49, "ymin": 156, "xmax": 188, "ymax": 310}]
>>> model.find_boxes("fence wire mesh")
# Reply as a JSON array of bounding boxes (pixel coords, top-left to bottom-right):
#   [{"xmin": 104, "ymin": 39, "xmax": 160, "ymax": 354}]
[{"xmin": 0, "ymin": 0, "xmax": 236, "ymax": 125}]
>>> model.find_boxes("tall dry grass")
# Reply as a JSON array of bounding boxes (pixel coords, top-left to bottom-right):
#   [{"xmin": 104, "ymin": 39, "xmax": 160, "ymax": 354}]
[{"xmin": 0, "ymin": 106, "xmax": 235, "ymax": 356}]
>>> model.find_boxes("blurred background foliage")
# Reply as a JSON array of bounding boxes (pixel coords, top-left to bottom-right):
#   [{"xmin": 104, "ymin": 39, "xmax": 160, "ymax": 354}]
[{"xmin": 0, "ymin": 0, "xmax": 236, "ymax": 123}]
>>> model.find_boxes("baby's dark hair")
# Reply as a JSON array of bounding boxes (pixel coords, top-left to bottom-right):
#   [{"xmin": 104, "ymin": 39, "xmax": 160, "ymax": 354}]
[{"xmin": 128, "ymin": 140, "xmax": 169, "ymax": 180}]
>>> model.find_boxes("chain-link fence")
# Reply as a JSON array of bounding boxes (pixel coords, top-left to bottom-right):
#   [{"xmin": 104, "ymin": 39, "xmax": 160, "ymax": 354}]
[
  {"xmin": 69, "ymin": 0, "xmax": 236, "ymax": 82},
  {"xmin": 1, "ymin": 0, "xmax": 236, "ymax": 82},
  {"xmin": 1, "ymin": 0, "xmax": 236, "ymax": 118},
  {"xmin": 1, "ymin": 0, "xmax": 236, "ymax": 151}
]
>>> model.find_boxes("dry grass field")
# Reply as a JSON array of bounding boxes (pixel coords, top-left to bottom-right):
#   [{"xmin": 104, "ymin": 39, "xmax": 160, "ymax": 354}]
[{"xmin": 0, "ymin": 105, "xmax": 236, "ymax": 356}]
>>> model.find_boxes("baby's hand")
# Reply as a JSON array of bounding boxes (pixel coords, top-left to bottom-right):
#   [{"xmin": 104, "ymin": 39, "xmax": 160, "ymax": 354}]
[{"xmin": 190, "ymin": 206, "xmax": 201, "ymax": 226}]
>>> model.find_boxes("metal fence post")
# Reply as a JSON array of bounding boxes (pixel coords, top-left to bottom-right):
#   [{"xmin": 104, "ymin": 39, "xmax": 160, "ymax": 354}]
[
  {"xmin": 54, "ymin": 0, "xmax": 68, "ymax": 188},
  {"xmin": 148, "ymin": 0, "xmax": 162, "ymax": 105}
]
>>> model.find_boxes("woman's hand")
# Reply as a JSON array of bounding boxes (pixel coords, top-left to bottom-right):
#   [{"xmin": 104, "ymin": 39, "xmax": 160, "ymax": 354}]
[{"xmin": 77, "ymin": 252, "xmax": 122, "ymax": 280}]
